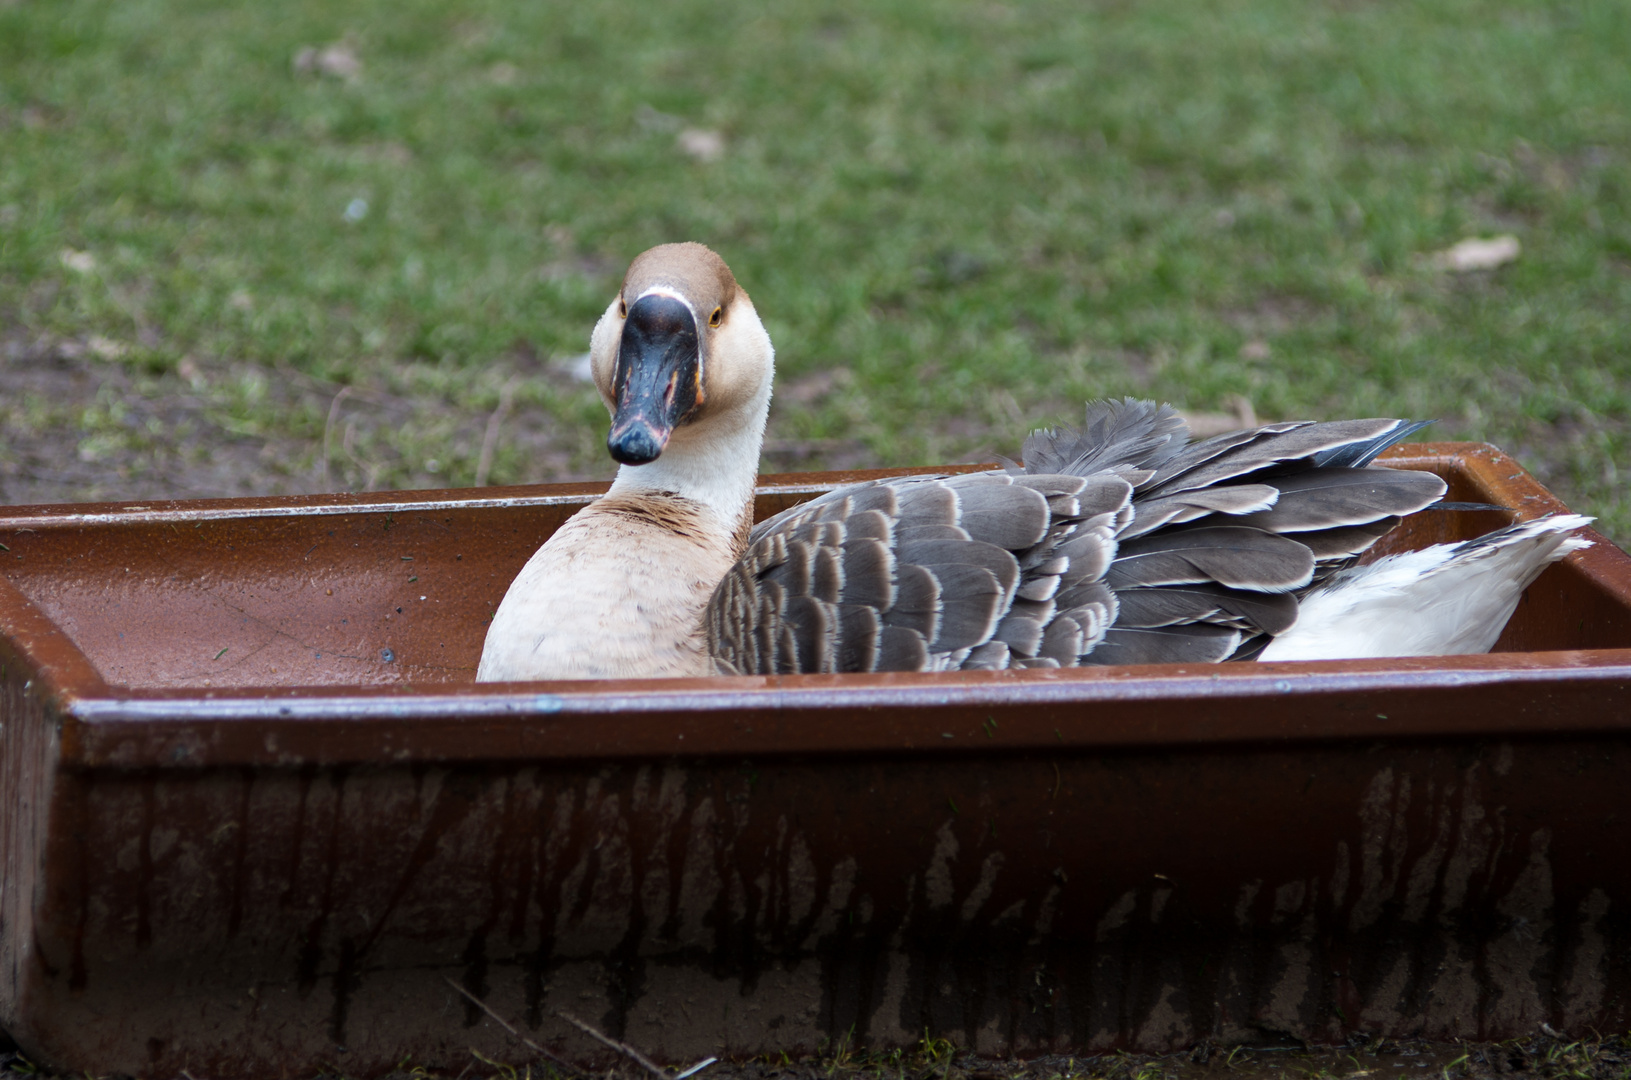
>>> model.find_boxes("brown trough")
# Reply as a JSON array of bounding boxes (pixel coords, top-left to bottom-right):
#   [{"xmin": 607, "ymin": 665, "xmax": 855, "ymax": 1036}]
[{"xmin": 2, "ymin": 442, "xmax": 1631, "ymax": 1077}]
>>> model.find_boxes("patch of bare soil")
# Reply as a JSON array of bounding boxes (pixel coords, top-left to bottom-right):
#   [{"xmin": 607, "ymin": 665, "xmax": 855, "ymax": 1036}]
[
  {"xmin": 1, "ymin": 331, "xmax": 316, "ymax": 504},
  {"xmin": 0, "ymin": 321, "xmax": 1617, "ymax": 542},
  {"xmin": 0, "ymin": 324, "xmax": 616, "ymax": 506},
  {"xmin": 0, "ymin": 319, "xmax": 984, "ymax": 508},
  {"xmin": 1509, "ymin": 415, "xmax": 1630, "ymax": 511}
]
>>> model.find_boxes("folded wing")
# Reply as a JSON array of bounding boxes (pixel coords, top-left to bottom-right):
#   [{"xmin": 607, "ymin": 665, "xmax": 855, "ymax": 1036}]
[{"xmin": 707, "ymin": 398, "xmax": 1449, "ymax": 673}]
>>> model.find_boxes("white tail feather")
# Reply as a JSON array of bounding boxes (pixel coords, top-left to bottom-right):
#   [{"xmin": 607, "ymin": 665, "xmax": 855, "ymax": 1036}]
[{"xmin": 1259, "ymin": 514, "xmax": 1593, "ymax": 661}]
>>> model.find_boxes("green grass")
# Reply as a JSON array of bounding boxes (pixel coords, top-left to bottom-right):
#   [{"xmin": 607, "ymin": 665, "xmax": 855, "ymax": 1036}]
[{"xmin": 1, "ymin": 0, "xmax": 1629, "ymax": 536}]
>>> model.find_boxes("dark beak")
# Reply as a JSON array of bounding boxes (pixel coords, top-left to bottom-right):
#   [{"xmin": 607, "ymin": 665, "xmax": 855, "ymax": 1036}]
[{"xmin": 607, "ymin": 294, "xmax": 704, "ymax": 465}]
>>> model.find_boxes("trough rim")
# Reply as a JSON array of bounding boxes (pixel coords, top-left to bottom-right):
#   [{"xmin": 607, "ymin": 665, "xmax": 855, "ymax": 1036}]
[{"xmin": 0, "ymin": 440, "xmax": 1626, "ymax": 771}]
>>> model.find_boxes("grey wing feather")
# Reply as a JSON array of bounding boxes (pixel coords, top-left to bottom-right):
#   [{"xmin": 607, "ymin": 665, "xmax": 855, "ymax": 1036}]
[
  {"xmin": 894, "ymin": 524, "xmax": 972, "ymax": 542},
  {"xmin": 952, "ymin": 482, "xmax": 1052, "ymax": 549},
  {"xmin": 885, "ymin": 562, "xmax": 942, "ymax": 643},
  {"xmin": 927, "ymin": 564, "xmax": 1007, "ymax": 651},
  {"xmin": 748, "ymin": 481, "xmax": 906, "ymax": 544},
  {"xmin": 1019, "ymin": 398, "xmax": 1189, "ymax": 478},
  {"xmin": 1145, "ymin": 419, "xmax": 1410, "ymax": 496},
  {"xmin": 842, "ymin": 509, "xmax": 894, "ymax": 543},
  {"xmin": 1038, "ymin": 616, "xmax": 1085, "ymax": 664},
  {"xmin": 896, "ymin": 538, "xmax": 1021, "ymax": 596},
  {"xmin": 782, "ymin": 595, "xmax": 834, "ymax": 673},
  {"xmin": 1232, "ymin": 468, "xmax": 1446, "ymax": 532},
  {"xmin": 1119, "ymin": 484, "xmax": 1281, "ymax": 540},
  {"xmin": 1114, "ymin": 583, "xmax": 1299, "ymax": 635},
  {"xmin": 1314, "ymin": 418, "xmax": 1436, "ymax": 468},
  {"xmin": 712, "ymin": 471, "xmax": 1123, "ymax": 673},
  {"xmin": 837, "ymin": 604, "xmax": 882, "ymax": 672},
  {"xmin": 1054, "ymin": 406, "xmax": 1439, "ymax": 666},
  {"xmin": 963, "ymin": 640, "xmax": 1012, "ymax": 670},
  {"xmin": 1137, "ymin": 424, "xmax": 1307, "ymax": 490},
  {"xmin": 1106, "ymin": 526, "xmax": 1316, "ymax": 592},
  {"xmin": 1084, "ymin": 623, "xmax": 1243, "ymax": 666},
  {"xmin": 840, "ymin": 536, "xmax": 896, "ymax": 609},
  {"xmin": 1294, "ymin": 519, "xmax": 1404, "ymax": 562},
  {"xmin": 877, "ymin": 625, "xmax": 929, "ymax": 670},
  {"xmin": 992, "ymin": 614, "xmax": 1046, "ymax": 656}
]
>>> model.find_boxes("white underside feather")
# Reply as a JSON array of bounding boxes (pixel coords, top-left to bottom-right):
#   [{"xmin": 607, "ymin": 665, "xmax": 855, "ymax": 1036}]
[{"xmin": 1259, "ymin": 514, "xmax": 1592, "ymax": 661}]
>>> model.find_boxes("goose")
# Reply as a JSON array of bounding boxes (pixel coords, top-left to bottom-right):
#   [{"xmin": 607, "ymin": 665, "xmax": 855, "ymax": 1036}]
[{"xmin": 475, "ymin": 243, "xmax": 1591, "ymax": 681}]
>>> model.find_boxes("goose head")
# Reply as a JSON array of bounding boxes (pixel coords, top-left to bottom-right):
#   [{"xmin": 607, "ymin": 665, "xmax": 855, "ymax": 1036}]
[{"xmin": 588, "ymin": 242, "xmax": 774, "ymax": 469}]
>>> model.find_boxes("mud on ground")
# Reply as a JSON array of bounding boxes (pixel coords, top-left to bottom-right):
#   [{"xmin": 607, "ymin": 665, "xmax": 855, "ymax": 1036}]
[
  {"xmin": 0, "ymin": 326, "xmax": 617, "ymax": 506},
  {"xmin": 1, "ymin": 326, "xmax": 1613, "ymax": 526},
  {"xmin": 3, "ymin": 1031, "xmax": 1629, "ymax": 1080},
  {"xmin": 0, "ymin": 324, "xmax": 898, "ymax": 508}
]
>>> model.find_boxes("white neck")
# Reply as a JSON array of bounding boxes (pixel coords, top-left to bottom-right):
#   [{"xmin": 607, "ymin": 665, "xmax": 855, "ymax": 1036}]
[{"xmin": 606, "ymin": 379, "xmax": 771, "ymax": 526}]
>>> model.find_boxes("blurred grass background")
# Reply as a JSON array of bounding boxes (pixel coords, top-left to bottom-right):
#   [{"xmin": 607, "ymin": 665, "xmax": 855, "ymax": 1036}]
[{"xmin": 0, "ymin": 0, "xmax": 1628, "ymax": 538}]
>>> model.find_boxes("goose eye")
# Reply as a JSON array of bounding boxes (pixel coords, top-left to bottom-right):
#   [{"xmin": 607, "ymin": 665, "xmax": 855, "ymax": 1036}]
[
  {"xmin": 618, "ymin": 297, "xmax": 628, "ymax": 318},
  {"xmin": 708, "ymin": 306, "xmax": 723, "ymax": 328}
]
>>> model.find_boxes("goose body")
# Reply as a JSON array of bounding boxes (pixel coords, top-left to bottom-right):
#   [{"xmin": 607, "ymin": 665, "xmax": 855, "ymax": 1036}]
[{"xmin": 477, "ymin": 243, "xmax": 1592, "ymax": 682}]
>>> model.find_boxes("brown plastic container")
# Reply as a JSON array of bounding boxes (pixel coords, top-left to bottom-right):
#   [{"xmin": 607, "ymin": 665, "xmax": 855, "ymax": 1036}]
[{"xmin": 2, "ymin": 443, "xmax": 1629, "ymax": 1077}]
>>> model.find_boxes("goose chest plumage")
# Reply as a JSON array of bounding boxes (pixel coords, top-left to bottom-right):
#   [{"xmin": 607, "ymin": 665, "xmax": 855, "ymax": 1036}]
[{"xmin": 475, "ymin": 243, "xmax": 1590, "ymax": 682}]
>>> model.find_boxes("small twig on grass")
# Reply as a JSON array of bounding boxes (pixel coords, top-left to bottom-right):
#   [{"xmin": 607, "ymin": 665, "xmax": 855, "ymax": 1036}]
[
  {"xmin": 475, "ymin": 375, "xmax": 521, "ymax": 487},
  {"xmin": 555, "ymin": 1008, "xmax": 669, "ymax": 1080},
  {"xmin": 339, "ymin": 415, "xmax": 386, "ymax": 491},
  {"xmin": 320, "ymin": 386, "xmax": 354, "ymax": 491},
  {"xmin": 443, "ymin": 976, "xmax": 580, "ymax": 1076}
]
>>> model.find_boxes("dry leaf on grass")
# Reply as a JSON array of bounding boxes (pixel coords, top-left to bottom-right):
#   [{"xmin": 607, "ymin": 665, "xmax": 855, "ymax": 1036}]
[
  {"xmin": 777, "ymin": 367, "xmax": 851, "ymax": 405},
  {"xmin": 86, "ymin": 335, "xmax": 129, "ymax": 360},
  {"xmin": 1179, "ymin": 394, "xmax": 1259, "ymax": 439},
  {"xmin": 293, "ymin": 43, "xmax": 362, "ymax": 81},
  {"xmin": 1433, "ymin": 234, "xmax": 1521, "ymax": 272},
  {"xmin": 677, "ymin": 128, "xmax": 726, "ymax": 162},
  {"xmin": 59, "ymin": 248, "xmax": 96, "ymax": 273}
]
